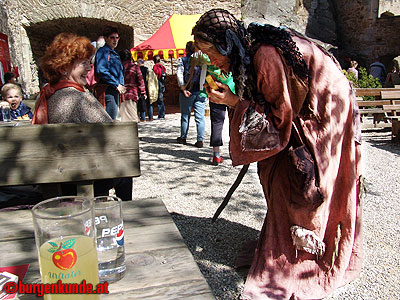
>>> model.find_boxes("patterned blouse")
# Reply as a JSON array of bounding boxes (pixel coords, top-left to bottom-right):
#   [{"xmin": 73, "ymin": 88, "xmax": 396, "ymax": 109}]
[{"xmin": 47, "ymin": 87, "xmax": 112, "ymax": 124}]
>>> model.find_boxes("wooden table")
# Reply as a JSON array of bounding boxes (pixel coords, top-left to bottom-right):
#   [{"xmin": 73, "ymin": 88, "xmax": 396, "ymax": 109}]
[{"xmin": 0, "ymin": 199, "xmax": 215, "ymax": 299}]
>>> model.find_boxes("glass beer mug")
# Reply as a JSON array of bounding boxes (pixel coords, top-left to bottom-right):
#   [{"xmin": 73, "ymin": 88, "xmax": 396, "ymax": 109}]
[{"xmin": 32, "ymin": 196, "xmax": 100, "ymax": 300}]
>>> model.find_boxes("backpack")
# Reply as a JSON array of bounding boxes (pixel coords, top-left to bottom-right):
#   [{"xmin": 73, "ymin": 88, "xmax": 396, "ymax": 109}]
[
  {"xmin": 158, "ymin": 68, "xmax": 167, "ymax": 93},
  {"xmin": 160, "ymin": 69, "xmax": 166, "ymax": 84}
]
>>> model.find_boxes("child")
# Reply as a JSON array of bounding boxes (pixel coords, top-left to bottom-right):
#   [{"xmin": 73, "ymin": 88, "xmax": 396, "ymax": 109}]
[{"xmin": 0, "ymin": 83, "xmax": 32, "ymax": 121}]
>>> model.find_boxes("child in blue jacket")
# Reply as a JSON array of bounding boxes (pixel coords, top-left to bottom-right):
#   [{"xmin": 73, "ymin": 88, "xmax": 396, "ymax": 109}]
[{"xmin": 0, "ymin": 83, "xmax": 33, "ymax": 121}]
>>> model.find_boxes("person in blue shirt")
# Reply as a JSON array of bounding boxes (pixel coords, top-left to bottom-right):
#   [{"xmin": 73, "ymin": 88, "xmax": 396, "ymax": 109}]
[
  {"xmin": 370, "ymin": 58, "xmax": 387, "ymax": 86},
  {"xmin": 0, "ymin": 83, "xmax": 32, "ymax": 121},
  {"xmin": 95, "ymin": 26, "xmax": 126, "ymax": 119}
]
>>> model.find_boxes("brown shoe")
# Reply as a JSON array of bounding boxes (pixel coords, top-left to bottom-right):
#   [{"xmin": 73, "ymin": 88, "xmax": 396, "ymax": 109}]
[
  {"xmin": 194, "ymin": 141, "xmax": 203, "ymax": 148},
  {"xmin": 177, "ymin": 137, "xmax": 187, "ymax": 145}
]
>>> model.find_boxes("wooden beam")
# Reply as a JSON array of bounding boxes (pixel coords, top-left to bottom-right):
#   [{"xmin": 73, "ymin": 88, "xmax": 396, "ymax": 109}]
[
  {"xmin": 357, "ymin": 100, "xmax": 391, "ymax": 107},
  {"xmin": 355, "ymin": 88, "xmax": 400, "ymax": 97},
  {"xmin": 0, "ymin": 122, "xmax": 140, "ymax": 187},
  {"xmin": 381, "ymin": 90, "xmax": 400, "ymax": 99}
]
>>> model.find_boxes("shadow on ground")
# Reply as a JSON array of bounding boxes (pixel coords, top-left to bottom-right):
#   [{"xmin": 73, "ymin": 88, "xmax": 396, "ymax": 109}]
[
  {"xmin": 362, "ymin": 130, "xmax": 400, "ymax": 155},
  {"xmin": 170, "ymin": 212, "xmax": 261, "ymax": 299}
]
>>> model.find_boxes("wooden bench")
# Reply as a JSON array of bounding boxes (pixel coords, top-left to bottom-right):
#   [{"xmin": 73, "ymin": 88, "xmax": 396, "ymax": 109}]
[
  {"xmin": 382, "ymin": 104, "xmax": 400, "ymax": 141},
  {"xmin": 382, "ymin": 104, "xmax": 400, "ymax": 116},
  {"xmin": 355, "ymin": 88, "xmax": 400, "ymax": 130},
  {"xmin": 0, "ymin": 122, "xmax": 140, "ymax": 199},
  {"xmin": 357, "ymin": 100, "xmax": 391, "ymax": 128}
]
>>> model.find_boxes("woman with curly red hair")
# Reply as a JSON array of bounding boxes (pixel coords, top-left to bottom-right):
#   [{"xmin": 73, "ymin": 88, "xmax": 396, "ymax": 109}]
[
  {"xmin": 33, "ymin": 32, "xmax": 132, "ymax": 201},
  {"xmin": 33, "ymin": 32, "xmax": 112, "ymax": 124}
]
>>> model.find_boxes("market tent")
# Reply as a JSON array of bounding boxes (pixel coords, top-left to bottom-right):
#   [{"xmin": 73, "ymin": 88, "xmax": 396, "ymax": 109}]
[{"xmin": 131, "ymin": 14, "xmax": 201, "ymax": 61}]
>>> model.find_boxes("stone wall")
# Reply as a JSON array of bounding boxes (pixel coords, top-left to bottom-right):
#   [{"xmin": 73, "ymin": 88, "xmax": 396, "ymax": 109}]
[
  {"xmin": 0, "ymin": 0, "xmax": 240, "ymax": 94},
  {"xmin": 1, "ymin": 0, "xmax": 399, "ymax": 94},
  {"xmin": 242, "ymin": 0, "xmax": 338, "ymax": 46},
  {"xmin": 242, "ymin": 0, "xmax": 400, "ymax": 70},
  {"xmin": 334, "ymin": 0, "xmax": 400, "ymax": 68},
  {"xmin": 379, "ymin": 0, "xmax": 400, "ymax": 15}
]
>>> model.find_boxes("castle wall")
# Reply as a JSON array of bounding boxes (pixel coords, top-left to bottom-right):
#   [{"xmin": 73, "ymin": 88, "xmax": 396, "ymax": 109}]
[
  {"xmin": 0, "ymin": 0, "xmax": 240, "ymax": 94},
  {"xmin": 242, "ymin": 0, "xmax": 400, "ymax": 70},
  {"xmin": 1, "ymin": 0, "xmax": 399, "ymax": 94}
]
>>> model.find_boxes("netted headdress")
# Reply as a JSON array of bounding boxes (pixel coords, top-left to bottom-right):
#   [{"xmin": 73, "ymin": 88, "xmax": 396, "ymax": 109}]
[
  {"xmin": 192, "ymin": 9, "xmax": 252, "ymax": 101},
  {"xmin": 192, "ymin": 9, "xmax": 309, "ymax": 107},
  {"xmin": 192, "ymin": 9, "xmax": 238, "ymax": 43}
]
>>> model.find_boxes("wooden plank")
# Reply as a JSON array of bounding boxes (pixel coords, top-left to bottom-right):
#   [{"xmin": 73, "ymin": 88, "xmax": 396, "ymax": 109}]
[
  {"xmin": 76, "ymin": 181, "xmax": 94, "ymax": 197},
  {"xmin": 355, "ymin": 88, "xmax": 382, "ymax": 97},
  {"xmin": 104, "ymin": 280, "xmax": 216, "ymax": 299},
  {"xmin": 361, "ymin": 122, "xmax": 392, "ymax": 129},
  {"xmin": 355, "ymin": 88, "xmax": 400, "ymax": 97},
  {"xmin": 0, "ymin": 199, "xmax": 172, "ymax": 241},
  {"xmin": 381, "ymin": 90, "xmax": 400, "ymax": 99},
  {"xmin": 357, "ymin": 100, "xmax": 391, "ymax": 107},
  {"xmin": 382, "ymin": 104, "xmax": 400, "ymax": 111},
  {"xmin": 383, "ymin": 104, "xmax": 400, "ymax": 117},
  {"xmin": 358, "ymin": 108, "xmax": 385, "ymax": 114},
  {"xmin": 109, "ymin": 248, "xmax": 209, "ymax": 293},
  {"xmin": 0, "ymin": 122, "xmax": 140, "ymax": 187}
]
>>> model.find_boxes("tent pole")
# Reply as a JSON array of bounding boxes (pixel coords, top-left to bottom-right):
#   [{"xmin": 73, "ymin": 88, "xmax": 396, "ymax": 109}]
[{"xmin": 170, "ymin": 57, "xmax": 174, "ymax": 74}]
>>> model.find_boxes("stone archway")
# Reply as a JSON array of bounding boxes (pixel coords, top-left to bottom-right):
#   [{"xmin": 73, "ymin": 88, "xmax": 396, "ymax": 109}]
[
  {"xmin": 1, "ymin": 0, "xmax": 141, "ymax": 94},
  {"xmin": 25, "ymin": 17, "xmax": 133, "ymax": 87},
  {"xmin": 0, "ymin": 0, "xmax": 240, "ymax": 94},
  {"xmin": 26, "ymin": 18, "xmax": 133, "ymax": 62}
]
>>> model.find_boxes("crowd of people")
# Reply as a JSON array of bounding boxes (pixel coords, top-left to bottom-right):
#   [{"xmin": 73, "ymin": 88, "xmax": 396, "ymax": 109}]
[{"xmin": 344, "ymin": 56, "xmax": 400, "ymax": 87}]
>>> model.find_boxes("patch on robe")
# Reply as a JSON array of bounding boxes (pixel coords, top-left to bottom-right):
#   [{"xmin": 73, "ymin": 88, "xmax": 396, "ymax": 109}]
[
  {"xmin": 290, "ymin": 225, "xmax": 326, "ymax": 258},
  {"xmin": 239, "ymin": 106, "xmax": 280, "ymax": 152}
]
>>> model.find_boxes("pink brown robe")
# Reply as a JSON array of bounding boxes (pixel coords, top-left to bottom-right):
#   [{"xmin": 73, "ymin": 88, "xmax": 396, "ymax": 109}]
[{"xmin": 229, "ymin": 35, "xmax": 362, "ymax": 300}]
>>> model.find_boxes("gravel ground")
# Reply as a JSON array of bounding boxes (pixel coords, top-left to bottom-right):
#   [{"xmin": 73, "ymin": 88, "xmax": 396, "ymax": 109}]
[{"xmin": 132, "ymin": 113, "xmax": 400, "ymax": 300}]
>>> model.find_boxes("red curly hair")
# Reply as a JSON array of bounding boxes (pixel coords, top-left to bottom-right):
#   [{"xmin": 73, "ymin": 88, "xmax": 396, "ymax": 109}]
[{"xmin": 40, "ymin": 33, "xmax": 95, "ymax": 84}]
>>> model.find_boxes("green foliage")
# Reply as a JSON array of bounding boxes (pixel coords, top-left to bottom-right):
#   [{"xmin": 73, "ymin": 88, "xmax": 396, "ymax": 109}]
[
  {"xmin": 344, "ymin": 67, "xmax": 382, "ymax": 100},
  {"xmin": 343, "ymin": 69, "xmax": 358, "ymax": 87},
  {"xmin": 357, "ymin": 67, "xmax": 382, "ymax": 89}
]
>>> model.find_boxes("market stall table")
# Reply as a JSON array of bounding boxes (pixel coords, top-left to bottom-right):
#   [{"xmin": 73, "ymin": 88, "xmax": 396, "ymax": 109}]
[{"xmin": 0, "ymin": 199, "xmax": 216, "ymax": 299}]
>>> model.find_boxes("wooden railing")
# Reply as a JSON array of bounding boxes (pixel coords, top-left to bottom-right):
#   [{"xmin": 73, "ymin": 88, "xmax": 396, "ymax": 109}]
[{"xmin": 0, "ymin": 122, "xmax": 141, "ymax": 198}]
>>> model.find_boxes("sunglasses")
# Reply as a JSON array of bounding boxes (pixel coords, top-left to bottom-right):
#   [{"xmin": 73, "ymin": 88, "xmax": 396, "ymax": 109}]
[{"xmin": 109, "ymin": 36, "xmax": 120, "ymax": 40}]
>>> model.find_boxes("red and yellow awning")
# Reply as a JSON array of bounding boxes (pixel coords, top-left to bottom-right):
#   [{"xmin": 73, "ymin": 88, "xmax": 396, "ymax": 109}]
[{"xmin": 131, "ymin": 14, "xmax": 201, "ymax": 61}]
